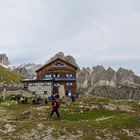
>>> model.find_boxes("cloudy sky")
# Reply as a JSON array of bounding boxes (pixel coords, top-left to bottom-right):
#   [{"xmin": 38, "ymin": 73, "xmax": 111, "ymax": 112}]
[{"xmin": 0, "ymin": 0, "xmax": 140, "ymax": 73}]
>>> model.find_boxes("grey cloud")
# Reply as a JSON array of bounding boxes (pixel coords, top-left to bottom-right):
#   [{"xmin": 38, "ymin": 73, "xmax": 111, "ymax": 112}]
[{"xmin": 0, "ymin": 0, "xmax": 140, "ymax": 74}]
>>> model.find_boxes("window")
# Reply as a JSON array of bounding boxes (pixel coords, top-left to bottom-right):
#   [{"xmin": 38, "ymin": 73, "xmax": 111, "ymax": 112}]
[
  {"xmin": 60, "ymin": 63, "xmax": 65, "ymax": 67},
  {"xmin": 44, "ymin": 91, "xmax": 48, "ymax": 94},
  {"xmin": 29, "ymin": 83, "xmax": 33, "ymax": 86},
  {"xmin": 45, "ymin": 74, "xmax": 52, "ymax": 78},
  {"xmin": 41, "ymin": 83, "xmax": 44, "ymax": 86},
  {"xmin": 66, "ymin": 82, "xmax": 73, "ymax": 86},
  {"xmin": 66, "ymin": 74, "xmax": 73, "ymax": 78},
  {"xmin": 45, "ymin": 74, "xmax": 48, "ymax": 78},
  {"xmin": 35, "ymin": 83, "xmax": 39, "ymax": 86},
  {"xmin": 46, "ymin": 82, "xmax": 51, "ymax": 86},
  {"xmin": 54, "ymin": 83, "xmax": 60, "ymax": 87},
  {"xmin": 54, "ymin": 62, "xmax": 66, "ymax": 67},
  {"xmin": 53, "ymin": 74, "xmax": 61, "ymax": 78},
  {"xmin": 32, "ymin": 91, "xmax": 36, "ymax": 95}
]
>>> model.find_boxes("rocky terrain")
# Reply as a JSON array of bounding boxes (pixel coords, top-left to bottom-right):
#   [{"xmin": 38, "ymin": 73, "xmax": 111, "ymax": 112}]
[
  {"xmin": 46, "ymin": 52, "xmax": 79, "ymax": 69},
  {"xmin": 77, "ymin": 66, "xmax": 140, "ymax": 100},
  {"xmin": 0, "ymin": 96, "xmax": 139, "ymax": 140},
  {"xmin": 13, "ymin": 63, "xmax": 42, "ymax": 79}
]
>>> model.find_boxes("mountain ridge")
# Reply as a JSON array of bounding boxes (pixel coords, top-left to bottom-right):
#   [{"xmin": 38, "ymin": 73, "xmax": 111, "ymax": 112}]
[
  {"xmin": 77, "ymin": 66, "xmax": 140, "ymax": 100},
  {"xmin": 1, "ymin": 52, "xmax": 140, "ymax": 100}
]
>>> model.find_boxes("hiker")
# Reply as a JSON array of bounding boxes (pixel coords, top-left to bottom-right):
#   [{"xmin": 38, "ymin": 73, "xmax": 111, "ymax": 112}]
[
  {"xmin": 24, "ymin": 98, "xmax": 28, "ymax": 104},
  {"xmin": 71, "ymin": 94, "xmax": 75, "ymax": 102},
  {"xmin": 36, "ymin": 96, "xmax": 42, "ymax": 103},
  {"xmin": 45, "ymin": 98, "xmax": 48, "ymax": 105},
  {"xmin": 21, "ymin": 97, "xmax": 28, "ymax": 104},
  {"xmin": 55, "ymin": 93, "xmax": 59, "ymax": 99},
  {"xmin": 48, "ymin": 95, "xmax": 52, "ymax": 101},
  {"xmin": 50, "ymin": 94, "xmax": 55, "ymax": 101},
  {"xmin": 61, "ymin": 96, "xmax": 66, "ymax": 105},
  {"xmin": 20, "ymin": 96, "xmax": 24, "ymax": 103},
  {"xmin": 32, "ymin": 98, "xmax": 37, "ymax": 104},
  {"xmin": 49, "ymin": 98, "xmax": 60, "ymax": 119}
]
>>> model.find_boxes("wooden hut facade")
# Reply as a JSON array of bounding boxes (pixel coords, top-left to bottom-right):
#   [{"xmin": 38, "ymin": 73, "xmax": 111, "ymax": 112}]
[{"xmin": 24, "ymin": 58, "xmax": 78, "ymax": 97}]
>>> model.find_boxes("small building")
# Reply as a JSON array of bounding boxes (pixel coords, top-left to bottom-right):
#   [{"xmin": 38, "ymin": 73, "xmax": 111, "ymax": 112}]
[{"xmin": 23, "ymin": 58, "xmax": 78, "ymax": 98}]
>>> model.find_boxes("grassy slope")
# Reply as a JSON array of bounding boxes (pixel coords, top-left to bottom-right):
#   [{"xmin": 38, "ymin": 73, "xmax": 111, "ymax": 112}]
[
  {"xmin": 0, "ymin": 97, "xmax": 140, "ymax": 139},
  {"xmin": 0, "ymin": 65, "xmax": 22, "ymax": 83}
]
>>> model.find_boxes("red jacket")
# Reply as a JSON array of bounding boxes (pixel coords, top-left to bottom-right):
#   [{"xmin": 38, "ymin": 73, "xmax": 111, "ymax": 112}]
[{"xmin": 52, "ymin": 101, "xmax": 57, "ymax": 110}]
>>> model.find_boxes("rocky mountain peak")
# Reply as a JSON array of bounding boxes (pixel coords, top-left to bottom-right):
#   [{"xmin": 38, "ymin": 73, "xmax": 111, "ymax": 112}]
[
  {"xmin": 106, "ymin": 67, "xmax": 115, "ymax": 73},
  {"xmin": 82, "ymin": 67, "xmax": 91, "ymax": 73},
  {"xmin": 77, "ymin": 65, "xmax": 140, "ymax": 89},
  {"xmin": 13, "ymin": 63, "xmax": 42, "ymax": 79},
  {"xmin": 47, "ymin": 52, "xmax": 79, "ymax": 69},
  {"xmin": 0, "ymin": 53, "xmax": 10, "ymax": 65},
  {"xmin": 92, "ymin": 65, "xmax": 105, "ymax": 73},
  {"xmin": 77, "ymin": 65, "xmax": 140, "ymax": 100},
  {"xmin": 101, "ymin": 67, "xmax": 116, "ymax": 81},
  {"xmin": 117, "ymin": 67, "xmax": 134, "ymax": 76},
  {"xmin": 91, "ymin": 66, "xmax": 105, "ymax": 83},
  {"xmin": 54, "ymin": 52, "xmax": 65, "ymax": 59},
  {"xmin": 116, "ymin": 67, "xmax": 135, "ymax": 85},
  {"xmin": 77, "ymin": 67, "xmax": 91, "ymax": 89},
  {"xmin": 65, "ymin": 55, "xmax": 77, "ymax": 66}
]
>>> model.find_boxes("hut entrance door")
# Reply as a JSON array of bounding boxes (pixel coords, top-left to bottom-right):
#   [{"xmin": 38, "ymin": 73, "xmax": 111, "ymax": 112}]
[
  {"xmin": 53, "ymin": 86, "xmax": 58, "ymax": 94},
  {"xmin": 58, "ymin": 85, "xmax": 65, "ymax": 98}
]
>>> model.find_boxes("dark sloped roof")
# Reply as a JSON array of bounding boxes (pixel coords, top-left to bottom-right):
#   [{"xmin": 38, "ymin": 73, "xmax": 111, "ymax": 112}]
[{"xmin": 36, "ymin": 58, "xmax": 78, "ymax": 72}]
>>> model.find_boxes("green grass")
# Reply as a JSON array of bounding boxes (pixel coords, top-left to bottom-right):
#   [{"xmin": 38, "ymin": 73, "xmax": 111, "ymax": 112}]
[
  {"xmin": 0, "ymin": 65, "xmax": 23, "ymax": 83},
  {"xmin": 61, "ymin": 109, "xmax": 122, "ymax": 122},
  {"xmin": 102, "ymin": 118, "xmax": 140, "ymax": 127},
  {"xmin": 0, "ymin": 97, "xmax": 140, "ymax": 139}
]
